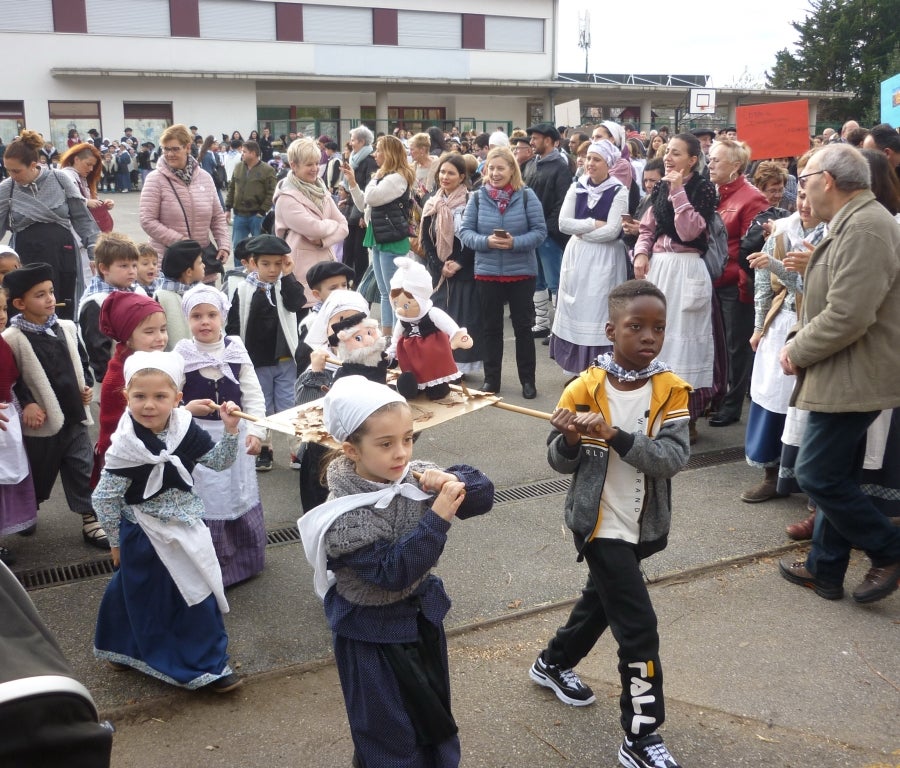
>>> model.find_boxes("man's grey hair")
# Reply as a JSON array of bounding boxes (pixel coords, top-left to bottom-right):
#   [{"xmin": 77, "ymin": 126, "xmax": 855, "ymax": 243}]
[
  {"xmin": 815, "ymin": 144, "xmax": 870, "ymax": 192},
  {"xmin": 350, "ymin": 126, "xmax": 374, "ymax": 146}
]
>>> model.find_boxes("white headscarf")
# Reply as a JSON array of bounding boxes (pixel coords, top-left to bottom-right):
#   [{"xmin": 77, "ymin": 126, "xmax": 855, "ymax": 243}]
[
  {"xmin": 323, "ymin": 376, "xmax": 406, "ymax": 442},
  {"xmin": 181, "ymin": 283, "xmax": 230, "ymax": 319},
  {"xmin": 389, "ymin": 256, "xmax": 433, "ymax": 321},
  {"xmin": 306, "ymin": 289, "xmax": 370, "ymax": 349},
  {"xmin": 124, "ymin": 350, "xmax": 185, "ymax": 390},
  {"xmin": 576, "ymin": 140, "xmax": 623, "ymax": 207},
  {"xmin": 601, "ymin": 120, "xmax": 626, "ymax": 149}
]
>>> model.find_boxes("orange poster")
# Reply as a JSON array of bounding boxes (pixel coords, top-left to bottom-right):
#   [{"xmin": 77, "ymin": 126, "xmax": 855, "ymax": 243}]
[{"xmin": 736, "ymin": 100, "xmax": 810, "ymax": 160}]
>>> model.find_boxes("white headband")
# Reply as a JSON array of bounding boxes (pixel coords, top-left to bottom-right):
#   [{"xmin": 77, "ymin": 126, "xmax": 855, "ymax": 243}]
[
  {"xmin": 323, "ymin": 376, "xmax": 406, "ymax": 442},
  {"xmin": 124, "ymin": 350, "xmax": 185, "ymax": 389}
]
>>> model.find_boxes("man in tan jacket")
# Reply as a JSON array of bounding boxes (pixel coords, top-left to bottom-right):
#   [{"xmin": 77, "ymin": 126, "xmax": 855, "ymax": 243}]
[{"xmin": 777, "ymin": 144, "xmax": 900, "ymax": 604}]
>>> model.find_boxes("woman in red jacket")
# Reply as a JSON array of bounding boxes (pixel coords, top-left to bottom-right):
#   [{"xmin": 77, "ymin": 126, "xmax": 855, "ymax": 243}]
[{"xmin": 707, "ymin": 140, "xmax": 769, "ymax": 427}]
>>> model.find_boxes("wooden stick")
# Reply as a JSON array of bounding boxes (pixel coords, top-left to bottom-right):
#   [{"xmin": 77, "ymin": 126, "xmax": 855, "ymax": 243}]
[
  {"xmin": 447, "ymin": 383, "xmax": 553, "ymax": 421},
  {"xmin": 231, "ymin": 409, "xmax": 297, "ymax": 436}
]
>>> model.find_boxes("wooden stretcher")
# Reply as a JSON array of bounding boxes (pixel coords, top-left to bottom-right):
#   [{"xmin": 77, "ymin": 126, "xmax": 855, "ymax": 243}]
[{"xmin": 234, "ymin": 379, "xmax": 551, "ymax": 448}]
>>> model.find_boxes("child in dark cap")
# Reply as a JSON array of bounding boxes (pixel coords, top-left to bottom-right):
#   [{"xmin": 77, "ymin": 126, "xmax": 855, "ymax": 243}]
[
  {"xmin": 225, "ymin": 234, "xmax": 305, "ymax": 471},
  {"xmin": 2, "ymin": 262, "xmax": 107, "ymax": 549},
  {"xmin": 154, "ymin": 239, "xmax": 206, "ymax": 350}
]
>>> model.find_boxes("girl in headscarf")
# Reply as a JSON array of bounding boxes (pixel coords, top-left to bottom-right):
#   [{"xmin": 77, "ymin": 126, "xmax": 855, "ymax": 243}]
[
  {"xmin": 298, "ymin": 376, "xmax": 494, "ymax": 768},
  {"xmin": 550, "ymin": 140, "xmax": 631, "ymax": 375},
  {"xmin": 174, "ymin": 284, "xmax": 268, "ymax": 586}
]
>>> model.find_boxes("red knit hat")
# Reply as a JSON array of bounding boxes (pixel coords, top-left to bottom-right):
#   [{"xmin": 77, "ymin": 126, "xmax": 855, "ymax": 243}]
[{"xmin": 99, "ymin": 291, "xmax": 164, "ymax": 343}]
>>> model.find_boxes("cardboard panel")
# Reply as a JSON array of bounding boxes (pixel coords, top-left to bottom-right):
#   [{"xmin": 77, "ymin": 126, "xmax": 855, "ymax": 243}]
[{"xmin": 736, "ymin": 100, "xmax": 810, "ymax": 160}]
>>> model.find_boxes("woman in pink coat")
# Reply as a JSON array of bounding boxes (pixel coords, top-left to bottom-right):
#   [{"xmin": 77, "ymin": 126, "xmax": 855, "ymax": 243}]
[
  {"xmin": 139, "ymin": 124, "xmax": 230, "ymax": 275},
  {"xmin": 272, "ymin": 137, "xmax": 349, "ymax": 307}
]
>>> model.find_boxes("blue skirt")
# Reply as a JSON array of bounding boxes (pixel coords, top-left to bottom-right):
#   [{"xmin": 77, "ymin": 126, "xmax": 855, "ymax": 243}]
[
  {"xmin": 93, "ymin": 519, "xmax": 232, "ymax": 689},
  {"xmin": 334, "ymin": 626, "xmax": 460, "ymax": 768},
  {"xmin": 745, "ymin": 401, "xmax": 786, "ymax": 467}
]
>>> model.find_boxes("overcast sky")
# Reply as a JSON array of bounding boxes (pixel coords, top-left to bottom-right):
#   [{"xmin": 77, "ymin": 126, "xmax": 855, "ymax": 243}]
[{"xmin": 556, "ymin": 0, "xmax": 814, "ymax": 87}]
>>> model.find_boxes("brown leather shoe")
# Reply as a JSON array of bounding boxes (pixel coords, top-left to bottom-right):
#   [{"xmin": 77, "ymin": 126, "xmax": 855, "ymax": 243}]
[
  {"xmin": 851, "ymin": 562, "xmax": 900, "ymax": 604},
  {"xmin": 778, "ymin": 557, "xmax": 844, "ymax": 600},
  {"xmin": 741, "ymin": 467, "xmax": 787, "ymax": 503},
  {"xmin": 786, "ymin": 511, "xmax": 816, "ymax": 540}
]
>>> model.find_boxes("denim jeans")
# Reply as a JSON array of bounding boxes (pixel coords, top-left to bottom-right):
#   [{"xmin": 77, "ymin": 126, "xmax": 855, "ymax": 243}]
[
  {"xmin": 534, "ymin": 236, "xmax": 564, "ymax": 295},
  {"xmin": 798, "ymin": 410, "xmax": 900, "ymax": 584},
  {"xmin": 232, "ymin": 213, "xmax": 263, "ymax": 247},
  {"xmin": 371, "ymin": 245, "xmax": 401, "ymax": 329}
]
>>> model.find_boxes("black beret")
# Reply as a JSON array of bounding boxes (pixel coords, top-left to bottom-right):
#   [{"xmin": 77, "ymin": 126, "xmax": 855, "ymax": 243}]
[
  {"xmin": 245, "ymin": 234, "xmax": 291, "ymax": 257},
  {"xmin": 691, "ymin": 128, "xmax": 716, "ymax": 139},
  {"xmin": 526, "ymin": 122, "xmax": 561, "ymax": 142},
  {"xmin": 3, "ymin": 262, "xmax": 54, "ymax": 300},
  {"xmin": 306, "ymin": 260, "xmax": 355, "ymax": 289},
  {"xmin": 233, "ymin": 236, "xmax": 252, "ymax": 264},
  {"xmin": 162, "ymin": 239, "xmax": 202, "ymax": 279},
  {"xmin": 510, "ymin": 135, "xmax": 532, "ymax": 146}
]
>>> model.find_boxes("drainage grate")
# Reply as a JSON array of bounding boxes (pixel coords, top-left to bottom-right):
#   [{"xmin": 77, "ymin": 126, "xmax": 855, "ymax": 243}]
[
  {"xmin": 16, "ymin": 559, "xmax": 117, "ymax": 590},
  {"xmin": 267, "ymin": 526, "xmax": 301, "ymax": 546},
  {"xmin": 494, "ymin": 477, "xmax": 570, "ymax": 504},
  {"xmin": 14, "ymin": 448, "xmax": 742, "ymax": 591},
  {"xmin": 685, "ymin": 445, "xmax": 745, "ymax": 470}
]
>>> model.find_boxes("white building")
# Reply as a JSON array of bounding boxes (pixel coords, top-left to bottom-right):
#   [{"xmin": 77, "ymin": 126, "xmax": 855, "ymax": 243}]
[{"xmin": 0, "ymin": 0, "xmax": 841, "ymax": 150}]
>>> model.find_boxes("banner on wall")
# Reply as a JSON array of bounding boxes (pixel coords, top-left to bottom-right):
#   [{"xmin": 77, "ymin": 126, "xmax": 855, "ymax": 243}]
[
  {"xmin": 880, "ymin": 73, "xmax": 900, "ymax": 126},
  {"xmin": 735, "ymin": 100, "xmax": 810, "ymax": 160}
]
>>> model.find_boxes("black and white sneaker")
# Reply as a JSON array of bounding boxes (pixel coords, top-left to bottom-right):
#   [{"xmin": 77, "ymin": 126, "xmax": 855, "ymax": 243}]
[
  {"xmin": 255, "ymin": 447, "xmax": 274, "ymax": 472},
  {"xmin": 619, "ymin": 733, "xmax": 682, "ymax": 768},
  {"xmin": 529, "ymin": 654, "xmax": 595, "ymax": 706}
]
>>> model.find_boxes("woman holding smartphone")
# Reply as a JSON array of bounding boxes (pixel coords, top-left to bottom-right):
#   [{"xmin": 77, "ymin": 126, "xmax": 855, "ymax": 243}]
[
  {"xmin": 459, "ymin": 147, "xmax": 546, "ymax": 399},
  {"xmin": 550, "ymin": 139, "xmax": 630, "ymax": 376}
]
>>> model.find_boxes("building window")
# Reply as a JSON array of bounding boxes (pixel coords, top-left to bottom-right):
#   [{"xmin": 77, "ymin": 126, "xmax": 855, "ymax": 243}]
[
  {"xmin": 361, "ymin": 106, "xmax": 447, "ymax": 135},
  {"xmin": 275, "ymin": 2, "xmax": 303, "ymax": 42},
  {"xmin": 257, "ymin": 106, "xmax": 340, "ymax": 145},
  {"xmin": 48, "ymin": 101, "xmax": 101, "ymax": 155},
  {"xmin": 87, "ymin": 0, "xmax": 169, "ymax": 36},
  {"xmin": 461, "ymin": 14, "xmax": 484, "ymax": 50},
  {"xmin": 0, "ymin": 101, "xmax": 26, "ymax": 145},
  {"xmin": 53, "ymin": 0, "xmax": 87, "ymax": 33},
  {"xmin": 303, "ymin": 5, "xmax": 371, "ymax": 45},
  {"xmin": 398, "ymin": 11, "xmax": 461, "ymax": 49},
  {"xmin": 372, "ymin": 8, "xmax": 397, "ymax": 46},
  {"xmin": 170, "ymin": 0, "xmax": 200, "ymax": 37},
  {"xmin": 200, "ymin": 0, "xmax": 276, "ymax": 41},
  {"xmin": 485, "ymin": 16, "xmax": 544, "ymax": 53},
  {"xmin": 124, "ymin": 103, "xmax": 173, "ymax": 146}
]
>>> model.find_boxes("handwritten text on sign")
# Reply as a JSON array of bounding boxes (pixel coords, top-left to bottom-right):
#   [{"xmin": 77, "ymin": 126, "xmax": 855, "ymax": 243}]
[{"xmin": 736, "ymin": 100, "xmax": 810, "ymax": 160}]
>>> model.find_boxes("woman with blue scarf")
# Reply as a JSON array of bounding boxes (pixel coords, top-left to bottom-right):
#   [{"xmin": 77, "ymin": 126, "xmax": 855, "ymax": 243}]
[{"xmin": 550, "ymin": 140, "xmax": 630, "ymax": 376}]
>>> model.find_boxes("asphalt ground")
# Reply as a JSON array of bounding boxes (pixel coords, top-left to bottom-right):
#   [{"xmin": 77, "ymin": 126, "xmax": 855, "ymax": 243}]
[{"xmin": 4, "ymin": 192, "xmax": 899, "ymax": 767}]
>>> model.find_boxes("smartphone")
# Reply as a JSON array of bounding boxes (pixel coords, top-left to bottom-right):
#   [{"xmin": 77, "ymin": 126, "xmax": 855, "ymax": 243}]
[{"xmin": 493, "ymin": 228, "xmax": 509, "ymax": 237}]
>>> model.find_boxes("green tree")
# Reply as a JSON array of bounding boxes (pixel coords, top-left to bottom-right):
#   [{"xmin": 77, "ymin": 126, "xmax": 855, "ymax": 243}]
[{"xmin": 766, "ymin": 0, "xmax": 900, "ymax": 123}]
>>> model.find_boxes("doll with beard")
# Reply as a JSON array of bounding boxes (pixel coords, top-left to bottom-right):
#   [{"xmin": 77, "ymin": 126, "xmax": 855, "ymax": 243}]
[{"xmin": 330, "ymin": 314, "xmax": 389, "ymax": 385}]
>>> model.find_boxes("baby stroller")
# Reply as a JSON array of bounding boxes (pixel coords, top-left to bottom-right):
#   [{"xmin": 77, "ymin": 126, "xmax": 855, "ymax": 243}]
[{"xmin": 0, "ymin": 561, "xmax": 113, "ymax": 767}]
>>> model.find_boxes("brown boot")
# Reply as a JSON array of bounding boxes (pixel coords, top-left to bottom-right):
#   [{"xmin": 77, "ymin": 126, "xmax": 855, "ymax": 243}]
[
  {"xmin": 741, "ymin": 466, "xmax": 785, "ymax": 503},
  {"xmin": 786, "ymin": 511, "xmax": 816, "ymax": 540}
]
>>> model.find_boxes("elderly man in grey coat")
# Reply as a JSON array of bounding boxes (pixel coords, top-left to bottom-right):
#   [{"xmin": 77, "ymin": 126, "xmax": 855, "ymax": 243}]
[{"xmin": 778, "ymin": 144, "xmax": 900, "ymax": 604}]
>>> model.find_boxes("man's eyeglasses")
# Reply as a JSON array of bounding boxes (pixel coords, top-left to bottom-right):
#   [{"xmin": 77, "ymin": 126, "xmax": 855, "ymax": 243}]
[{"xmin": 798, "ymin": 169, "xmax": 827, "ymax": 188}]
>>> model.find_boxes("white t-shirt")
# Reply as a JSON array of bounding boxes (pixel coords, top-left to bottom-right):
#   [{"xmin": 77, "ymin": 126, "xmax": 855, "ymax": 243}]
[{"xmin": 595, "ymin": 380, "xmax": 651, "ymax": 544}]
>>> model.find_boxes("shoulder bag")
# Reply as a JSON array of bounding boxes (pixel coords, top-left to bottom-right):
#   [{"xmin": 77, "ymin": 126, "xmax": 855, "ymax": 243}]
[{"xmin": 164, "ymin": 176, "xmax": 224, "ymax": 275}]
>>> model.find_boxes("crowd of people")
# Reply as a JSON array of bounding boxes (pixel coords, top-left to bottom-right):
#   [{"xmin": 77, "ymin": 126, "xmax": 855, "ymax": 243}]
[{"xmin": 0, "ymin": 115, "xmax": 898, "ymax": 768}]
